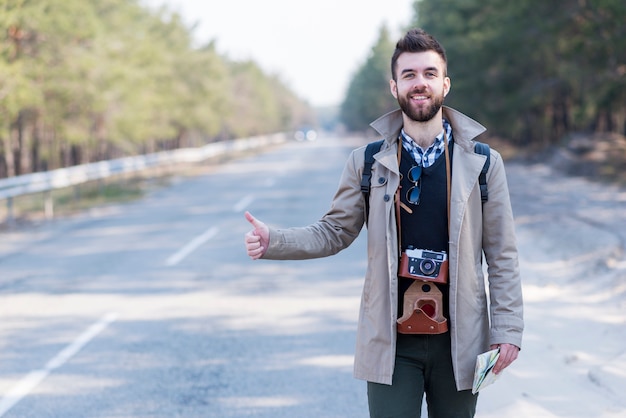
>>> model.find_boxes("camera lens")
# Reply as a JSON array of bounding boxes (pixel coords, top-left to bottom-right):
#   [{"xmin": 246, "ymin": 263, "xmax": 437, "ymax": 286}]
[{"xmin": 419, "ymin": 259, "xmax": 437, "ymax": 276}]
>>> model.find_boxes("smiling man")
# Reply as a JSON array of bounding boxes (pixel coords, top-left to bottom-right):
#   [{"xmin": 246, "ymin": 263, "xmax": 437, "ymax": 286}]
[{"xmin": 245, "ymin": 28, "xmax": 523, "ymax": 418}]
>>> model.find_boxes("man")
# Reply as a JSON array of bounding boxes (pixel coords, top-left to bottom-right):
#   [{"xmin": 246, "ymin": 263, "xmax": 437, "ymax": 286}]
[{"xmin": 244, "ymin": 28, "xmax": 523, "ymax": 418}]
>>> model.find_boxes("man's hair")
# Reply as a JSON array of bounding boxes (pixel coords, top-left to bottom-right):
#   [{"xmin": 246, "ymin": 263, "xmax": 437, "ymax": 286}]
[{"xmin": 391, "ymin": 28, "xmax": 448, "ymax": 80}]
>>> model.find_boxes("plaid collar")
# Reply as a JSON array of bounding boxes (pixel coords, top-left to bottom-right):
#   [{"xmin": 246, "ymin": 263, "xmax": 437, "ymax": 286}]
[{"xmin": 401, "ymin": 119, "xmax": 453, "ymax": 168}]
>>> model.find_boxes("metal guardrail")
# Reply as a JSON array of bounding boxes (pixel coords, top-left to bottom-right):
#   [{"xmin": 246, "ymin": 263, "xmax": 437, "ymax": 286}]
[{"xmin": 0, "ymin": 133, "xmax": 287, "ymax": 222}]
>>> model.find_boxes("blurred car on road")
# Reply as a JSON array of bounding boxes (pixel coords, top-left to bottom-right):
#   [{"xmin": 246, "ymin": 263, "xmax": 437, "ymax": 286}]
[{"xmin": 294, "ymin": 128, "xmax": 317, "ymax": 141}]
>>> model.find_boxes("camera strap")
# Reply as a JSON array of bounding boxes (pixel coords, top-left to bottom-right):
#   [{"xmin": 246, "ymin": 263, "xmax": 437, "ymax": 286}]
[{"xmin": 444, "ymin": 130, "xmax": 451, "ymax": 236}]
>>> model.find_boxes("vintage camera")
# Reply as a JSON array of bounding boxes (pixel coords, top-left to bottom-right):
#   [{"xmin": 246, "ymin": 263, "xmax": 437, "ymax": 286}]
[{"xmin": 399, "ymin": 247, "xmax": 449, "ymax": 284}]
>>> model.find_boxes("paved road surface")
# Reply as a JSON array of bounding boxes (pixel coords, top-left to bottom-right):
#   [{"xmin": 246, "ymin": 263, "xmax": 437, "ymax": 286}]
[{"xmin": 0, "ymin": 134, "xmax": 624, "ymax": 417}]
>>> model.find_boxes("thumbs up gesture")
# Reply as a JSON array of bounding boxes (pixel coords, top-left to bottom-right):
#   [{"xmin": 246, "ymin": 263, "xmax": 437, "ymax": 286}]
[{"xmin": 244, "ymin": 211, "xmax": 269, "ymax": 260}]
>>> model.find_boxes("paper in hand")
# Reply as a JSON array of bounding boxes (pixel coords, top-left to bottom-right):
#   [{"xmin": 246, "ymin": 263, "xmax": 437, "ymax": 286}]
[{"xmin": 472, "ymin": 348, "xmax": 501, "ymax": 394}]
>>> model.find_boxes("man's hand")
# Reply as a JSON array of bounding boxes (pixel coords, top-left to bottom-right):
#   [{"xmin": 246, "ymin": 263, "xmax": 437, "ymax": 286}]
[
  {"xmin": 490, "ymin": 343, "xmax": 519, "ymax": 375},
  {"xmin": 244, "ymin": 211, "xmax": 269, "ymax": 260}
]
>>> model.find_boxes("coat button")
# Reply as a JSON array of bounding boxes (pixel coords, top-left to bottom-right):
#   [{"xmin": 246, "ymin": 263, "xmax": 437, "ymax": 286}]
[
  {"xmin": 383, "ymin": 194, "xmax": 390, "ymax": 202},
  {"xmin": 378, "ymin": 177, "xmax": 385, "ymax": 184}
]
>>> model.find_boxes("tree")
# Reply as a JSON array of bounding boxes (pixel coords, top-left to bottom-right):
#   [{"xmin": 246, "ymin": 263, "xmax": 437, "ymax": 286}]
[
  {"xmin": 340, "ymin": 25, "xmax": 398, "ymax": 132},
  {"xmin": 412, "ymin": 0, "xmax": 626, "ymax": 145},
  {"xmin": 0, "ymin": 0, "xmax": 313, "ymax": 178}
]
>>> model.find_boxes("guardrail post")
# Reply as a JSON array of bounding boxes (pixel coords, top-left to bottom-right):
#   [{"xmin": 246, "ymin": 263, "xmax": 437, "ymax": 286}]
[
  {"xmin": 6, "ymin": 196, "xmax": 14, "ymax": 225},
  {"xmin": 44, "ymin": 191, "xmax": 54, "ymax": 219},
  {"xmin": 73, "ymin": 185, "xmax": 80, "ymax": 209}
]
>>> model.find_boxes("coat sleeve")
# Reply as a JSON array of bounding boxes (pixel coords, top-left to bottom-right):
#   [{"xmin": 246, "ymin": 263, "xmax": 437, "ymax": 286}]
[
  {"xmin": 481, "ymin": 150, "xmax": 524, "ymax": 349},
  {"xmin": 263, "ymin": 148, "xmax": 367, "ymax": 260}
]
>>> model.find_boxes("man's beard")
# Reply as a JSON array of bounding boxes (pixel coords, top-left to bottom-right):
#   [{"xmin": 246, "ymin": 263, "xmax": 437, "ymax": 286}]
[{"xmin": 397, "ymin": 89, "xmax": 444, "ymax": 122}]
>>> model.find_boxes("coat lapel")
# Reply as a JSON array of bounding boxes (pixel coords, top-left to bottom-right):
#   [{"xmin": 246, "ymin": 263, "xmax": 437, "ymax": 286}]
[
  {"xmin": 375, "ymin": 144, "xmax": 399, "ymax": 174},
  {"xmin": 450, "ymin": 146, "xmax": 488, "ymax": 238}
]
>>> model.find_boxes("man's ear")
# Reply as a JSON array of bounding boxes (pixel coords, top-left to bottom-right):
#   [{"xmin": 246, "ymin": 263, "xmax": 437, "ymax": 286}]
[
  {"xmin": 443, "ymin": 77, "xmax": 451, "ymax": 97},
  {"xmin": 390, "ymin": 79, "xmax": 398, "ymax": 99}
]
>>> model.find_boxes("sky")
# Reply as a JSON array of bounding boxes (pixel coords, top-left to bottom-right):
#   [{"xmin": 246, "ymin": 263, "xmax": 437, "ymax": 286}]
[{"xmin": 142, "ymin": 0, "xmax": 415, "ymax": 107}]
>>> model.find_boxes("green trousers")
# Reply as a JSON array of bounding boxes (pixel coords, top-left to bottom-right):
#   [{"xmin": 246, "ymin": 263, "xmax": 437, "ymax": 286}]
[{"xmin": 367, "ymin": 332, "xmax": 478, "ymax": 418}]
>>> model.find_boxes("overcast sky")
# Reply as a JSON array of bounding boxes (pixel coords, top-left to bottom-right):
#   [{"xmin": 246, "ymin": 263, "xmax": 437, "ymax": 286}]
[{"xmin": 142, "ymin": 0, "xmax": 414, "ymax": 107}]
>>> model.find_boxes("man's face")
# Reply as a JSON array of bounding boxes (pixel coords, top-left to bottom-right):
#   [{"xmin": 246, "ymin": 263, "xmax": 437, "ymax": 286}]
[{"xmin": 390, "ymin": 51, "xmax": 451, "ymax": 122}]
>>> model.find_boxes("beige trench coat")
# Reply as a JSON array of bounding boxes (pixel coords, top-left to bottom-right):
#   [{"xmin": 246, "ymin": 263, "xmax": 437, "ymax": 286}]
[{"xmin": 263, "ymin": 107, "xmax": 524, "ymax": 391}]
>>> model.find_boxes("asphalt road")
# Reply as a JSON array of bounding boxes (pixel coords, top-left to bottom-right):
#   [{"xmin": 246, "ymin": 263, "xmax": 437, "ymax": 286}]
[
  {"xmin": 0, "ymin": 135, "xmax": 371, "ymax": 418},
  {"xmin": 1, "ymin": 133, "xmax": 625, "ymax": 417}
]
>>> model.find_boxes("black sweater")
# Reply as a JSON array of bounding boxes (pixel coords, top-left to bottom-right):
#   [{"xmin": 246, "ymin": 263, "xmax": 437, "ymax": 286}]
[{"xmin": 398, "ymin": 143, "xmax": 453, "ymax": 317}]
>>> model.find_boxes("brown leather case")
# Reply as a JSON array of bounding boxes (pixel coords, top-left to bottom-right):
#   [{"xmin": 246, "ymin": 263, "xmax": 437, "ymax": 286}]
[{"xmin": 397, "ymin": 281, "xmax": 448, "ymax": 334}]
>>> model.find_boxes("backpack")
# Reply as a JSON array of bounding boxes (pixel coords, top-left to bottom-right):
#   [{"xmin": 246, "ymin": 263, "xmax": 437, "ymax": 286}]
[{"xmin": 360, "ymin": 140, "xmax": 491, "ymax": 220}]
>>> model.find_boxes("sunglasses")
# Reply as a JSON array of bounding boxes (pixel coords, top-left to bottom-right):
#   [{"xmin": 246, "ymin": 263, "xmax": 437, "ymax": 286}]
[{"xmin": 406, "ymin": 165, "xmax": 422, "ymax": 205}]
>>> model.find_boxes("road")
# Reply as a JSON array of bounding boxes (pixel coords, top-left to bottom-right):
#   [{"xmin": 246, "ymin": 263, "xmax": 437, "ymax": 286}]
[{"xmin": 0, "ymin": 134, "xmax": 625, "ymax": 417}]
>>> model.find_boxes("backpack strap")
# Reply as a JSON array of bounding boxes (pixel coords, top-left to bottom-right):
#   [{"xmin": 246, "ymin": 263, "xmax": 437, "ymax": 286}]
[
  {"xmin": 361, "ymin": 139, "xmax": 384, "ymax": 221},
  {"xmin": 361, "ymin": 139, "xmax": 490, "ymax": 220},
  {"xmin": 474, "ymin": 141, "xmax": 490, "ymax": 203}
]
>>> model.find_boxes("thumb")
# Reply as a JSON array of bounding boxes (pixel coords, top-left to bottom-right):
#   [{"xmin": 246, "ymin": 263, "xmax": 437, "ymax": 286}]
[{"xmin": 245, "ymin": 211, "xmax": 262, "ymax": 229}]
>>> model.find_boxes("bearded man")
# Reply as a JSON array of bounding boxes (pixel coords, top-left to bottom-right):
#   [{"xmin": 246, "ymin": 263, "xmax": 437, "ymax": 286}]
[{"xmin": 245, "ymin": 28, "xmax": 523, "ymax": 418}]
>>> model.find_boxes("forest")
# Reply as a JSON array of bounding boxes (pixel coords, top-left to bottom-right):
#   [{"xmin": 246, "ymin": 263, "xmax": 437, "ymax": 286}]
[
  {"xmin": 2, "ymin": 0, "xmax": 625, "ymax": 180},
  {"xmin": 341, "ymin": 0, "xmax": 625, "ymax": 147},
  {"xmin": 0, "ymin": 0, "xmax": 314, "ymax": 178}
]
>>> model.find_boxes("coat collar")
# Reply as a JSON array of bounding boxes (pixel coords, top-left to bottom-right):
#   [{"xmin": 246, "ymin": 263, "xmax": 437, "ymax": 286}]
[
  {"xmin": 369, "ymin": 106, "xmax": 487, "ymax": 152},
  {"xmin": 369, "ymin": 106, "xmax": 490, "ymax": 239}
]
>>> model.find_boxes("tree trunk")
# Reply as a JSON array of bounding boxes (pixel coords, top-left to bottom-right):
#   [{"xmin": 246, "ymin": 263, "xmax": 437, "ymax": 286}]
[{"xmin": 1, "ymin": 131, "xmax": 15, "ymax": 177}]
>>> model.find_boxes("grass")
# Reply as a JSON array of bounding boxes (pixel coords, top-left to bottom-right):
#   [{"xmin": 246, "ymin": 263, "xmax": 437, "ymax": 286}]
[{"xmin": 0, "ymin": 171, "xmax": 171, "ymax": 229}]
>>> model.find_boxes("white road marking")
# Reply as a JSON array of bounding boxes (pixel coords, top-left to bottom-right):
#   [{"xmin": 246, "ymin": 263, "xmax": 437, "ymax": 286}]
[
  {"xmin": 0, "ymin": 312, "xmax": 118, "ymax": 417},
  {"xmin": 165, "ymin": 226, "xmax": 218, "ymax": 266},
  {"xmin": 233, "ymin": 195, "xmax": 255, "ymax": 212}
]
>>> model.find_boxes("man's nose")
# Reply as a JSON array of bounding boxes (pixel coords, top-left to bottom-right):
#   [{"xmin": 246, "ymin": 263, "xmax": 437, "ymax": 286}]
[{"xmin": 412, "ymin": 75, "xmax": 428, "ymax": 90}]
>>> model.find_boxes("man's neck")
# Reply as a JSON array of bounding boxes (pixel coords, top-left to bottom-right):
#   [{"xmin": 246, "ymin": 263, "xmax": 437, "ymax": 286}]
[{"xmin": 402, "ymin": 113, "xmax": 444, "ymax": 149}]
